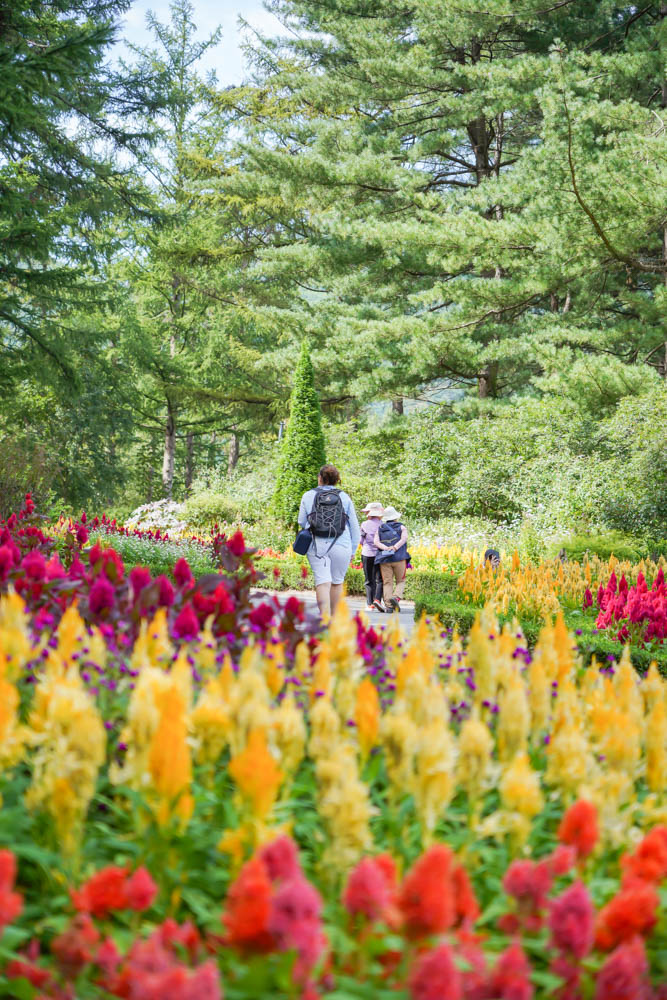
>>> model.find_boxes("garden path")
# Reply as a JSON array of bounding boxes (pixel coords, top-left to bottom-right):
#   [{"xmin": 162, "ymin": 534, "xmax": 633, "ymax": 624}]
[{"xmin": 255, "ymin": 588, "xmax": 417, "ymax": 636}]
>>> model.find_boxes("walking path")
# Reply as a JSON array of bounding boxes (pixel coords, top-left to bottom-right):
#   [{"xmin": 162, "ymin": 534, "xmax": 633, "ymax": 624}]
[{"xmin": 253, "ymin": 588, "xmax": 417, "ymax": 636}]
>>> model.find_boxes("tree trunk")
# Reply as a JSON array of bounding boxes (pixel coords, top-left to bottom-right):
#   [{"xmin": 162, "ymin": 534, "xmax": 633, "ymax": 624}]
[
  {"xmin": 478, "ymin": 361, "xmax": 499, "ymax": 399},
  {"xmin": 185, "ymin": 431, "xmax": 195, "ymax": 492},
  {"xmin": 228, "ymin": 431, "xmax": 239, "ymax": 474},
  {"xmin": 162, "ymin": 399, "xmax": 175, "ymax": 498},
  {"xmin": 391, "ymin": 397, "xmax": 404, "ymax": 416}
]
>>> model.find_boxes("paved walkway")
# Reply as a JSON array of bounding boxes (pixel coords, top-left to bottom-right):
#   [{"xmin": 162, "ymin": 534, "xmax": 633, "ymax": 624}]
[{"xmin": 253, "ymin": 588, "xmax": 416, "ymax": 636}]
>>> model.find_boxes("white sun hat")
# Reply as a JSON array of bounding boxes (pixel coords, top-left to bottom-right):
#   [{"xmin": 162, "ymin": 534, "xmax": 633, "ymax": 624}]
[
  {"xmin": 382, "ymin": 506, "xmax": 402, "ymax": 521},
  {"xmin": 362, "ymin": 501, "xmax": 385, "ymax": 516}
]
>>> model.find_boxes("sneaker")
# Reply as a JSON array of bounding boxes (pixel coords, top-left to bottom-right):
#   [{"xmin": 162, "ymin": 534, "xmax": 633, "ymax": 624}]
[
  {"xmin": 372, "ymin": 599, "xmax": 385, "ymax": 613},
  {"xmin": 365, "ymin": 605, "xmax": 376, "ymax": 612},
  {"xmin": 387, "ymin": 597, "xmax": 400, "ymax": 612}
]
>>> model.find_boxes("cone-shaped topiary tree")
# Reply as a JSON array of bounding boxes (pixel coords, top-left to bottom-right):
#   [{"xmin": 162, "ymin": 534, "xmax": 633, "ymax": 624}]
[{"xmin": 273, "ymin": 342, "xmax": 326, "ymax": 527}]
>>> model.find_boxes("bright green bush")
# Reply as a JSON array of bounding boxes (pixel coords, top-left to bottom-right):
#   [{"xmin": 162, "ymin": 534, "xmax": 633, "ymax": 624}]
[
  {"xmin": 273, "ymin": 343, "xmax": 326, "ymax": 528},
  {"xmin": 562, "ymin": 531, "xmax": 651, "ymax": 563},
  {"xmin": 183, "ymin": 491, "xmax": 242, "ymax": 528}
]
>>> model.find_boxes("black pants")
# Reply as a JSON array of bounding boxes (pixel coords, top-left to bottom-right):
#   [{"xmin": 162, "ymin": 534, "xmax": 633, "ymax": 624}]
[{"xmin": 362, "ymin": 555, "xmax": 383, "ymax": 605}]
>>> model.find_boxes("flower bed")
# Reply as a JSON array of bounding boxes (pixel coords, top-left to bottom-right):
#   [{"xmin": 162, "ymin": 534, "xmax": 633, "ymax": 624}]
[
  {"xmin": 1, "ymin": 499, "xmax": 667, "ymax": 996},
  {"xmin": 593, "ymin": 569, "xmax": 666, "ymax": 647}
]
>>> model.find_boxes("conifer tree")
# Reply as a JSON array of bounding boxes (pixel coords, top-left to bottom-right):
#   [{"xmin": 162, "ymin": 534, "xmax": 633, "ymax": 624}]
[{"xmin": 273, "ymin": 342, "xmax": 326, "ymax": 527}]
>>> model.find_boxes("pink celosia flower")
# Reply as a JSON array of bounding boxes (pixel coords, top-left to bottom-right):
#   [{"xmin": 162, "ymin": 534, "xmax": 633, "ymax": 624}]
[
  {"xmin": 549, "ymin": 881, "xmax": 594, "ymax": 959},
  {"xmin": 487, "ymin": 942, "xmax": 533, "ymax": 1000},
  {"xmin": 269, "ymin": 876, "xmax": 325, "ymax": 984},
  {"xmin": 21, "ymin": 550, "xmax": 46, "ymax": 581},
  {"xmin": 125, "ymin": 867, "xmax": 158, "ymax": 912},
  {"xmin": 408, "ymin": 943, "xmax": 462, "ymax": 1000},
  {"xmin": 227, "ymin": 531, "xmax": 246, "ymax": 557},
  {"xmin": 258, "ymin": 835, "xmax": 302, "ymax": 884},
  {"xmin": 593, "ymin": 937, "xmax": 650, "ymax": 1000},
  {"xmin": 172, "ymin": 605, "xmax": 199, "ymax": 641},
  {"xmin": 130, "ymin": 565, "xmax": 152, "ymax": 597},
  {"xmin": 343, "ymin": 856, "xmax": 397, "ymax": 924},
  {"xmin": 88, "ymin": 576, "xmax": 115, "ymax": 615},
  {"xmin": 155, "ymin": 575, "xmax": 175, "ymax": 607},
  {"xmin": 174, "ymin": 558, "xmax": 193, "ymax": 588}
]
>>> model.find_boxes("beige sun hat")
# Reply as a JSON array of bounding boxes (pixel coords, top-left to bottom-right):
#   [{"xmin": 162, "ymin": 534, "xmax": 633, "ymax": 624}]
[
  {"xmin": 362, "ymin": 502, "xmax": 385, "ymax": 516},
  {"xmin": 382, "ymin": 506, "xmax": 402, "ymax": 521}
]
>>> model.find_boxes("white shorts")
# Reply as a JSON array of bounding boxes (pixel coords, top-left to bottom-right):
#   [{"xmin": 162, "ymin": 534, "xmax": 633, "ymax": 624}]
[{"xmin": 307, "ymin": 543, "xmax": 352, "ymax": 586}]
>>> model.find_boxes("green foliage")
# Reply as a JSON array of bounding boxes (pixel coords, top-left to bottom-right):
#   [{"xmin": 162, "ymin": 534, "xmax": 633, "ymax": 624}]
[
  {"xmin": 562, "ymin": 532, "xmax": 653, "ymax": 564},
  {"xmin": 183, "ymin": 492, "xmax": 243, "ymax": 529},
  {"xmin": 273, "ymin": 343, "xmax": 327, "ymax": 527},
  {"xmin": 0, "ymin": 437, "xmax": 60, "ymax": 520}
]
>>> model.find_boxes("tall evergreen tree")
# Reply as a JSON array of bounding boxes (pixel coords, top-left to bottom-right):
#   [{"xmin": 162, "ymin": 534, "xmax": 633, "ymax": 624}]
[
  {"xmin": 273, "ymin": 342, "xmax": 326, "ymax": 527},
  {"xmin": 230, "ymin": 1, "xmax": 666, "ymax": 405}
]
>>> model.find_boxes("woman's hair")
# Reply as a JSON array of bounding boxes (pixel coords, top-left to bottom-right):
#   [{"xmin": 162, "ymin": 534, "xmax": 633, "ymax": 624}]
[{"xmin": 319, "ymin": 464, "xmax": 341, "ymax": 485}]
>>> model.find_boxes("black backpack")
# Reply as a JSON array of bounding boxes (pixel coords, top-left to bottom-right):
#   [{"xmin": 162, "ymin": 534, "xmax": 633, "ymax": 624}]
[{"xmin": 308, "ymin": 487, "xmax": 348, "ymax": 540}]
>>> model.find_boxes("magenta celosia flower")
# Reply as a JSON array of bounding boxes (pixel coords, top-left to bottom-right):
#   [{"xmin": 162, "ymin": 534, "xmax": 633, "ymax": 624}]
[
  {"xmin": 594, "ymin": 937, "xmax": 649, "ymax": 1000},
  {"xmin": 549, "ymin": 881, "xmax": 594, "ymax": 959},
  {"xmin": 227, "ymin": 531, "xmax": 246, "ymax": 557},
  {"xmin": 172, "ymin": 605, "xmax": 199, "ymax": 641},
  {"xmin": 408, "ymin": 943, "xmax": 462, "ymax": 1000},
  {"xmin": 88, "ymin": 577, "xmax": 115, "ymax": 615},
  {"xmin": 249, "ymin": 602, "xmax": 274, "ymax": 629},
  {"xmin": 258, "ymin": 836, "xmax": 301, "ymax": 884},
  {"xmin": 173, "ymin": 558, "xmax": 193, "ymax": 588},
  {"xmin": 45, "ymin": 555, "xmax": 66, "ymax": 581},
  {"xmin": 0, "ymin": 545, "xmax": 15, "ymax": 580},
  {"xmin": 21, "ymin": 550, "xmax": 46, "ymax": 581},
  {"xmin": 88, "ymin": 543, "xmax": 103, "ymax": 567},
  {"xmin": 488, "ymin": 942, "xmax": 533, "ymax": 1000},
  {"xmin": 130, "ymin": 565, "xmax": 152, "ymax": 597},
  {"xmin": 155, "ymin": 575, "xmax": 174, "ymax": 607}
]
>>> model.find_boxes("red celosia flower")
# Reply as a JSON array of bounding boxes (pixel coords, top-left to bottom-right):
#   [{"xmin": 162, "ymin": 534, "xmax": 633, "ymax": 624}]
[
  {"xmin": 451, "ymin": 862, "xmax": 480, "ymax": 927},
  {"xmin": 76, "ymin": 526, "xmax": 89, "ymax": 545},
  {"xmin": 71, "ymin": 865, "xmax": 129, "ymax": 918},
  {"xmin": 285, "ymin": 595, "xmax": 305, "ymax": 619},
  {"xmin": 548, "ymin": 844, "xmax": 577, "ymax": 877},
  {"xmin": 408, "ymin": 942, "xmax": 462, "ymax": 1000},
  {"xmin": 95, "ymin": 936, "xmax": 121, "ymax": 976},
  {"xmin": 249, "ymin": 602, "xmax": 275, "ymax": 629},
  {"xmin": 52, "ymin": 913, "xmax": 100, "ymax": 977},
  {"xmin": 620, "ymin": 825, "xmax": 667, "ymax": 887},
  {"xmin": 227, "ymin": 531, "xmax": 246, "ymax": 557},
  {"xmin": 0, "ymin": 850, "xmax": 23, "ymax": 934},
  {"xmin": 258, "ymin": 835, "xmax": 301, "ymax": 884},
  {"xmin": 456, "ymin": 930, "xmax": 487, "ymax": 1000},
  {"xmin": 487, "ymin": 942, "xmax": 533, "ymax": 1000},
  {"xmin": 549, "ymin": 881, "xmax": 594, "ymax": 959},
  {"xmin": 595, "ymin": 882, "xmax": 659, "ymax": 951},
  {"xmin": 222, "ymin": 857, "xmax": 274, "ymax": 951},
  {"xmin": 343, "ymin": 856, "xmax": 397, "ymax": 925},
  {"xmin": 301, "ymin": 565, "xmax": 309, "ymax": 580},
  {"xmin": 174, "ymin": 558, "xmax": 193, "ymax": 588},
  {"xmin": 172, "ymin": 604, "xmax": 199, "ymax": 641},
  {"xmin": 399, "ymin": 845, "xmax": 455, "ymax": 939},
  {"xmin": 88, "ymin": 576, "xmax": 116, "ymax": 615},
  {"xmin": 558, "ymin": 800, "xmax": 599, "ymax": 860},
  {"xmin": 593, "ymin": 937, "xmax": 649, "ymax": 1000},
  {"xmin": 158, "ymin": 918, "xmax": 201, "ymax": 962},
  {"xmin": 125, "ymin": 867, "xmax": 158, "ymax": 912},
  {"xmin": 130, "ymin": 565, "xmax": 152, "ymax": 597},
  {"xmin": 88, "ymin": 543, "xmax": 103, "ymax": 566}
]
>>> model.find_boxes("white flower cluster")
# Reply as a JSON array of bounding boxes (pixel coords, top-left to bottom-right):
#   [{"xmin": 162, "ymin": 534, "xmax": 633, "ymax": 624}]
[{"xmin": 126, "ymin": 500, "xmax": 187, "ymax": 534}]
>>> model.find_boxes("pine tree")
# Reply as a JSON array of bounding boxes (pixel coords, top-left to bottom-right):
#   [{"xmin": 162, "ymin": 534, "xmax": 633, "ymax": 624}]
[{"xmin": 273, "ymin": 342, "xmax": 326, "ymax": 527}]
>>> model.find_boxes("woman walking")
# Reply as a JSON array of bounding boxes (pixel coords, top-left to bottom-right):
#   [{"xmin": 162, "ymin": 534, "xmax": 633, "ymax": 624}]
[
  {"xmin": 297, "ymin": 464, "xmax": 360, "ymax": 619},
  {"xmin": 359, "ymin": 502, "xmax": 385, "ymax": 612},
  {"xmin": 374, "ymin": 506, "xmax": 409, "ymax": 612}
]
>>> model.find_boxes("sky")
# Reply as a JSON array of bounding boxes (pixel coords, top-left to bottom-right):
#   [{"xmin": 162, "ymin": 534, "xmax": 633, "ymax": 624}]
[{"xmin": 115, "ymin": 0, "xmax": 284, "ymax": 84}]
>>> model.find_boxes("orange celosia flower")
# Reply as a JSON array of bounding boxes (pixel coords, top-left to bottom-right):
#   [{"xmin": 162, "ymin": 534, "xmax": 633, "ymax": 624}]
[
  {"xmin": 595, "ymin": 881, "xmax": 659, "ymax": 951},
  {"xmin": 399, "ymin": 845, "xmax": 455, "ymax": 939},
  {"xmin": 148, "ymin": 688, "xmax": 193, "ymax": 826},
  {"xmin": 229, "ymin": 728, "xmax": 283, "ymax": 821},
  {"xmin": 222, "ymin": 857, "xmax": 274, "ymax": 952},
  {"xmin": 355, "ymin": 679, "xmax": 380, "ymax": 760},
  {"xmin": 557, "ymin": 800, "xmax": 599, "ymax": 861}
]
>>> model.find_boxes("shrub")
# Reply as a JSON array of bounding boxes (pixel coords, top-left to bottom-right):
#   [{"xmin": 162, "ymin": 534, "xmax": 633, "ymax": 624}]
[
  {"xmin": 273, "ymin": 343, "xmax": 326, "ymax": 527},
  {"xmin": 183, "ymin": 491, "xmax": 243, "ymax": 529},
  {"xmin": 562, "ymin": 532, "xmax": 652, "ymax": 564}
]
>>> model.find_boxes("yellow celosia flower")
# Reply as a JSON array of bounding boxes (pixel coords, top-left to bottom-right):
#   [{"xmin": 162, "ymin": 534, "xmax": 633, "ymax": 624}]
[
  {"xmin": 600, "ymin": 709, "xmax": 640, "ymax": 776},
  {"xmin": 615, "ymin": 649, "xmax": 643, "ymax": 730},
  {"xmin": 457, "ymin": 712, "xmax": 493, "ymax": 806},
  {"xmin": 381, "ymin": 711, "xmax": 418, "ymax": 798},
  {"xmin": 354, "ymin": 679, "xmax": 380, "ymax": 761},
  {"xmin": 466, "ymin": 616, "xmax": 496, "ymax": 707},
  {"xmin": 191, "ymin": 675, "xmax": 231, "ymax": 765},
  {"xmin": 148, "ymin": 686, "xmax": 193, "ymax": 827},
  {"xmin": 26, "ymin": 669, "xmax": 105, "ymax": 856},
  {"xmin": 229, "ymin": 666, "xmax": 271, "ymax": 755},
  {"xmin": 272, "ymin": 692, "xmax": 306, "ymax": 778},
  {"xmin": 229, "ymin": 728, "xmax": 283, "ymax": 822},
  {"xmin": 110, "ymin": 665, "xmax": 179, "ymax": 788},
  {"xmin": 497, "ymin": 670, "xmax": 530, "ymax": 761},
  {"xmin": 645, "ymin": 699, "xmax": 667, "ymax": 793},
  {"xmin": 641, "ymin": 662, "xmax": 665, "ymax": 713},
  {"xmin": 130, "ymin": 609, "xmax": 172, "ymax": 673},
  {"xmin": 0, "ymin": 672, "xmax": 25, "ymax": 771},
  {"xmin": 309, "ymin": 696, "xmax": 341, "ymax": 761},
  {"xmin": 500, "ymin": 753, "xmax": 543, "ymax": 846},
  {"xmin": 545, "ymin": 721, "xmax": 593, "ymax": 798},
  {"xmin": 311, "ymin": 645, "xmax": 332, "ymax": 702},
  {"xmin": 316, "ymin": 743, "xmax": 373, "ymax": 872},
  {"xmin": 0, "ymin": 590, "xmax": 33, "ymax": 678},
  {"xmin": 414, "ymin": 719, "xmax": 455, "ymax": 842},
  {"xmin": 527, "ymin": 659, "xmax": 550, "ymax": 740}
]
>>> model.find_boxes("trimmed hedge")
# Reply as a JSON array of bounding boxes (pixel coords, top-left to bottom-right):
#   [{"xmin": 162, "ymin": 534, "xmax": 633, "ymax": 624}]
[
  {"xmin": 413, "ymin": 592, "xmax": 667, "ymax": 676},
  {"xmin": 254, "ymin": 559, "xmax": 460, "ymax": 603}
]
